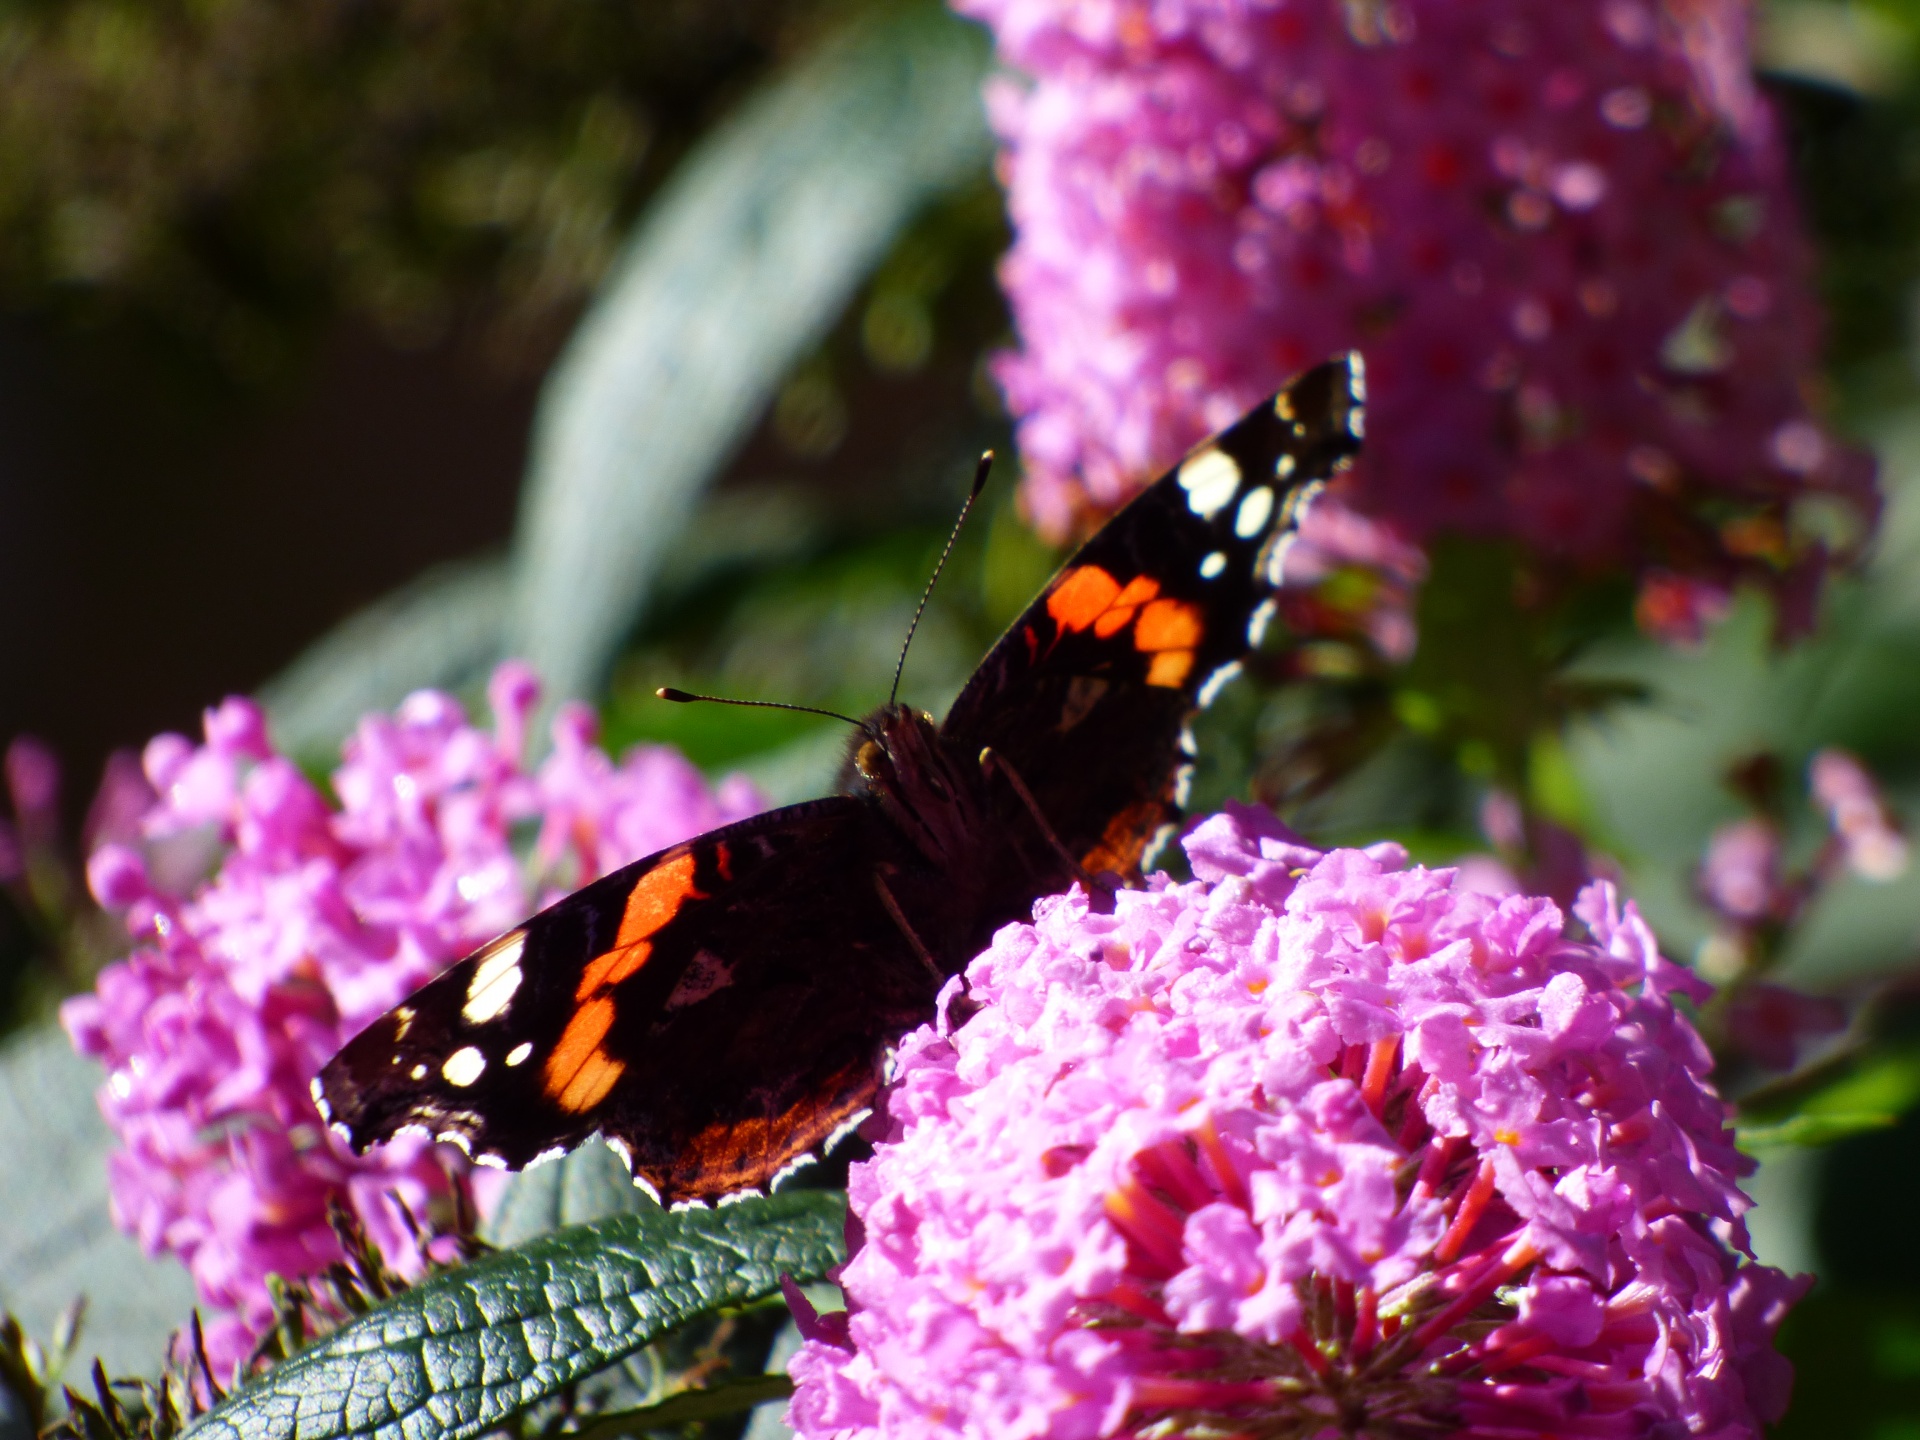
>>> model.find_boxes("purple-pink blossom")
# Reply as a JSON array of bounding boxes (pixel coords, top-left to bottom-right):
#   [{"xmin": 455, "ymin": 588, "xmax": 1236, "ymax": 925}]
[
  {"xmin": 1811, "ymin": 747, "xmax": 1907, "ymax": 882},
  {"xmin": 1696, "ymin": 749, "xmax": 1908, "ymax": 945},
  {"xmin": 60, "ymin": 664, "xmax": 763, "ymax": 1374},
  {"xmin": 964, "ymin": 0, "xmax": 1876, "ymax": 637},
  {"xmin": 1274, "ymin": 498, "xmax": 1427, "ymax": 664},
  {"xmin": 1698, "ymin": 817, "xmax": 1790, "ymax": 926},
  {"xmin": 787, "ymin": 803, "xmax": 1806, "ymax": 1439}
]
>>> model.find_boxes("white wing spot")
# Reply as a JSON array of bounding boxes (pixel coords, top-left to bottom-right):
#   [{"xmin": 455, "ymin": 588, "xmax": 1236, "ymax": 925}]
[
  {"xmin": 1143, "ymin": 821, "xmax": 1180, "ymax": 871},
  {"xmin": 506, "ymin": 1042, "xmax": 534, "ymax": 1067},
  {"xmin": 1349, "ymin": 352, "xmax": 1367, "ymax": 400},
  {"xmin": 393, "ymin": 1006, "xmax": 416, "ymax": 1041},
  {"xmin": 1235, "ymin": 486, "xmax": 1275, "ymax": 539},
  {"xmin": 772, "ymin": 1153, "xmax": 819, "ymax": 1191},
  {"xmin": 1197, "ymin": 660, "xmax": 1244, "ymax": 709},
  {"xmin": 1173, "ymin": 763, "xmax": 1194, "ymax": 808},
  {"xmin": 1280, "ymin": 478, "xmax": 1323, "ymax": 527},
  {"xmin": 1248, "ymin": 597, "xmax": 1278, "ymax": 647},
  {"xmin": 1265, "ymin": 533, "xmax": 1297, "ymax": 586},
  {"xmin": 410, "ymin": 1063, "xmax": 428, "ymax": 1080},
  {"xmin": 1276, "ymin": 453, "xmax": 1296, "ymax": 479},
  {"xmin": 462, "ymin": 931, "xmax": 527, "ymax": 1024},
  {"xmin": 1348, "ymin": 407, "xmax": 1366, "ymax": 439},
  {"xmin": 1178, "ymin": 448, "xmax": 1241, "ymax": 518},
  {"xmin": 443, "ymin": 1047, "xmax": 486, "ymax": 1087},
  {"xmin": 1199, "ymin": 550, "xmax": 1228, "ymax": 579}
]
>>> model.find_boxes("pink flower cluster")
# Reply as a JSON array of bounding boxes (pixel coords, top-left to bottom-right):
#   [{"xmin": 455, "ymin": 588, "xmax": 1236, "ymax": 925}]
[
  {"xmin": 60, "ymin": 665, "xmax": 762, "ymax": 1373},
  {"xmin": 788, "ymin": 804, "xmax": 1806, "ymax": 1439},
  {"xmin": 965, "ymin": 0, "xmax": 1876, "ymax": 635},
  {"xmin": 1691, "ymin": 747, "xmax": 1902, "ymax": 1071},
  {"xmin": 1810, "ymin": 748, "xmax": 1907, "ymax": 882},
  {"xmin": 1696, "ymin": 748, "xmax": 1906, "ymax": 943}
]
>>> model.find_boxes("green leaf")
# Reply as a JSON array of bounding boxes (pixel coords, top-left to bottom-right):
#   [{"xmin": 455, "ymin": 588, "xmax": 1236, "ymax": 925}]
[
  {"xmin": 184, "ymin": 1190, "xmax": 844, "ymax": 1440},
  {"xmin": 572, "ymin": 1372, "xmax": 794, "ymax": 1439},
  {"xmin": 0, "ymin": 1026, "xmax": 196, "ymax": 1383},
  {"xmin": 1737, "ymin": 1110, "xmax": 1899, "ymax": 1151},
  {"xmin": 1797, "ymin": 1045, "xmax": 1920, "ymax": 1120},
  {"xmin": 256, "ymin": 557, "xmax": 510, "ymax": 764},
  {"xmin": 482, "ymin": 1139, "xmax": 660, "ymax": 1252},
  {"xmin": 508, "ymin": 3, "xmax": 992, "ymax": 706},
  {"xmin": 1739, "ymin": 1041, "xmax": 1920, "ymax": 1131}
]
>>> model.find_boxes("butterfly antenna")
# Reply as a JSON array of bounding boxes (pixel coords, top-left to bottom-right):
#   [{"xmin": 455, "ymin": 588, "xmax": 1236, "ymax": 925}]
[
  {"xmin": 890, "ymin": 450, "xmax": 994, "ymax": 707},
  {"xmin": 655, "ymin": 688, "xmax": 864, "ymax": 729}
]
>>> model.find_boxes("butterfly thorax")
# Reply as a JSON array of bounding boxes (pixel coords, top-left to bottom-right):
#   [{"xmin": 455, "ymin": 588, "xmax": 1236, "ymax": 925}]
[{"xmin": 844, "ymin": 704, "xmax": 994, "ymax": 872}]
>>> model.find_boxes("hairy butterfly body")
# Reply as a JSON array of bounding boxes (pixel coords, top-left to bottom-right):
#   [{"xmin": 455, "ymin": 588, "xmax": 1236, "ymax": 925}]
[{"xmin": 316, "ymin": 354, "xmax": 1365, "ymax": 1203}]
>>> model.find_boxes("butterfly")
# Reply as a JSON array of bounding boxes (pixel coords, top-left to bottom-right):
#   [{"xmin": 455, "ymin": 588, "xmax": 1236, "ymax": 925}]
[{"xmin": 316, "ymin": 353, "xmax": 1365, "ymax": 1204}]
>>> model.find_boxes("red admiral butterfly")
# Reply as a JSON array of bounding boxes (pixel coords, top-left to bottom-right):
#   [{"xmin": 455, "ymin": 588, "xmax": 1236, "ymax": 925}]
[{"xmin": 316, "ymin": 354, "xmax": 1364, "ymax": 1203}]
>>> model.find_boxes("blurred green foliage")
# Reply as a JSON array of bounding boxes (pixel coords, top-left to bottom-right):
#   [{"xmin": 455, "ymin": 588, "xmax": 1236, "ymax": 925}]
[
  {"xmin": 597, "ymin": 176, "xmax": 1026, "ymax": 794},
  {"xmin": 0, "ymin": 0, "xmax": 832, "ymax": 378}
]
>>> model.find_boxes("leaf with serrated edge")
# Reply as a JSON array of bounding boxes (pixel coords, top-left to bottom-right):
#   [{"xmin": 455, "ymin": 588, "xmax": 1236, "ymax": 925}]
[{"xmin": 184, "ymin": 1191, "xmax": 844, "ymax": 1440}]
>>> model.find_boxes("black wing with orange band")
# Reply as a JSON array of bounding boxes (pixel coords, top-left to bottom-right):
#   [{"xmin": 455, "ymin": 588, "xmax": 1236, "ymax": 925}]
[
  {"xmin": 941, "ymin": 353, "xmax": 1364, "ymax": 879},
  {"xmin": 316, "ymin": 797, "xmax": 939, "ymax": 1203}
]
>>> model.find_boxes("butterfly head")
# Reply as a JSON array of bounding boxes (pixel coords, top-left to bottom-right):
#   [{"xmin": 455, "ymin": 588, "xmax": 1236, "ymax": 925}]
[
  {"xmin": 843, "ymin": 703, "xmax": 989, "ymax": 869},
  {"xmin": 846, "ymin": 704, "xmax": 939, "ymax": 792}
]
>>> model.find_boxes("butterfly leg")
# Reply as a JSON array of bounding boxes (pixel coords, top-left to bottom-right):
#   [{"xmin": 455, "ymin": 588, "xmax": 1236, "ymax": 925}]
[
  {"xmin": 873, "ymin": 871, "xmax": 945, "ymax": 986},
  {"xmin": 977, "ymin": 747, "xmax": 1118, "ymax": 899}
]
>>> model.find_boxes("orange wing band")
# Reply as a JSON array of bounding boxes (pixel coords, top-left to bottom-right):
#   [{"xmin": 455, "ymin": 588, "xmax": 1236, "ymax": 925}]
[
  {"xmin": 575, "ymin": 850, "xmax": 705, "ymax": 999},
  {"xmin": 544, "ymin": 994, "xmax": 627, "ymax": 1112},
  {"xmin": 550, "ymin": 849, "xmax": 706, "ymax": 1113}
]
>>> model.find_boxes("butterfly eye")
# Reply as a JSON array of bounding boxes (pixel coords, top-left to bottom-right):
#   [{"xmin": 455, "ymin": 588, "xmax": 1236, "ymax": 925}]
[{"xmin": 856, "ymin": 740, "xmax": 884, "ymax": 778}]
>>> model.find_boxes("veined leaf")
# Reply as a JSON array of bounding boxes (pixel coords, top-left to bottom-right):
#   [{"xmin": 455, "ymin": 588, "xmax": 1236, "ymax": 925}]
[{"xmin": 184, "ymin": 1190, "xmax": 844, "ymax": 1440}]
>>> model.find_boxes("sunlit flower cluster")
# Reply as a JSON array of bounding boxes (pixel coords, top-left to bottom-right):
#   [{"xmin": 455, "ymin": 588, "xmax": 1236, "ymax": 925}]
[
  {"xmin": 966, "ymin": 0, "xmax": 1876, "ymax": 638},
  {"xmin": 789, "ymin": 803, "xmax": 1806, "ymax": 1438},
  {"xmin": 61, "ymin": 665, "xmax": 761, "ymax": 1372}
]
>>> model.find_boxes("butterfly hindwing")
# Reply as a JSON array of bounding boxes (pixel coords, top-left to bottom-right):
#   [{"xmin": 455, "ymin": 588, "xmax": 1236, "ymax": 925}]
[
  {"xmin": 318, "ymin": 797, "xmax": 940, "ymax": 1202},
  {"xmin": 941, "ymin": 353, "xmax": 1364, "ymax": 877}
]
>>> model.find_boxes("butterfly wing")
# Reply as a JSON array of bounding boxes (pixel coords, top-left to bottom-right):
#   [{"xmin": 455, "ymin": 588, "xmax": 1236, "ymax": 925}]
[
  {"xmin": 317, "ymin": 797, "xmax": 938, "ymax": 1203},
  {"xmin": 942, "ymin": 354, "xmax": 1364, "ymax": 878}
]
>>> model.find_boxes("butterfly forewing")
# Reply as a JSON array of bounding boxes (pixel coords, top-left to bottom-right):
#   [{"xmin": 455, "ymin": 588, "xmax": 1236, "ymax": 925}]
[
  {"xmin": 318, "ymin": 798, "xmax": 940, "ymax": 1201},
  {"xmin": 941, "ymin": 353, "xmax": 1364, "ymax": 877}
]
